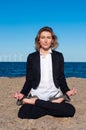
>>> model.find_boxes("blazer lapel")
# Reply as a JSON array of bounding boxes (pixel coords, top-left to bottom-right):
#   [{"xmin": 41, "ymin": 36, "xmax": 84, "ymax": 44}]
[
  {"xmin": 51, "ymin": 51, "xmax": 59, "ymax": 77},
  {"xmin": 35, "ymin": 51, "xmax": 40, "ymax": 79},
  {"xmin": 51, "ymin": 51, "xmax": 56, "ymax": 76}
]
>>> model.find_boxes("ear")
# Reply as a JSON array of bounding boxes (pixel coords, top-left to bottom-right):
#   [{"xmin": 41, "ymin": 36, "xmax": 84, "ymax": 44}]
[
  {"xmin": 51, "ymin": 39, "xmax": 54, "ymax": 45},
  {"xmin": 38, "ymin": 40, "xmax": 40, "ymax": 44}
]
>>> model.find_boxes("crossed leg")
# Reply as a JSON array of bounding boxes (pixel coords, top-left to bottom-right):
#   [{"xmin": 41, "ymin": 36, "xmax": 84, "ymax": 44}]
[{"xmin": 18, "ymin": 99, "xmax": 75, "ymax": 119}]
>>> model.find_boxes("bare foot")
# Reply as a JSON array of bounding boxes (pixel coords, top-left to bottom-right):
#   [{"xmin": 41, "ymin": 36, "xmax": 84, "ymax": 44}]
[
  {"xmin": 22, "ymin": 97, "xmax": 38, "ymax": 105},
  {"xmin": 51, "ymin": 97, "xmax": 65, "ymax": 103}
]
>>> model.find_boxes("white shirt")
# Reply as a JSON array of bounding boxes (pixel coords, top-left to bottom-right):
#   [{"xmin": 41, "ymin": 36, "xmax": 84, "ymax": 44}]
[{"xmin": 30, "ymin": 49, "xmax": 62, "ymax": 101}]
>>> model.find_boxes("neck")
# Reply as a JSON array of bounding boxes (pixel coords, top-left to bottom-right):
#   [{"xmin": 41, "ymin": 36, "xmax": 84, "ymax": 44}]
[{"xmin": 40, "ymin": 48, "xmax": 51, "ymax": 55}]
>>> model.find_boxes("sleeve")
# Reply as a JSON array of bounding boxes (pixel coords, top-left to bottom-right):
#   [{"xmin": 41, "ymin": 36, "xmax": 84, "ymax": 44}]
[
  {"xmin": 59, "ymin": 53, "xmax": 70, "ymax": 94},
  {"xmin": 20, "ymin": 54, "xmax": 33, "ymax": 96}
]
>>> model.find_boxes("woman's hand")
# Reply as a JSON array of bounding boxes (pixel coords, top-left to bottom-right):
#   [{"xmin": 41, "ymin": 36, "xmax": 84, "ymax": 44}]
[
  {"xmin": 66, "ymin": 88, "xmax": 77, "ymax": 97},
  {"xmin": 14, "ymin": 92, "xmax": 24, "ymax": 100}
]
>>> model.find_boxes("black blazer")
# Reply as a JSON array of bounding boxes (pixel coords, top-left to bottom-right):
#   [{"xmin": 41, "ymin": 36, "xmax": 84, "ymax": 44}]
[{"xmin": 21, "ymin": 50, "xmax": 70, "ymax": 96}]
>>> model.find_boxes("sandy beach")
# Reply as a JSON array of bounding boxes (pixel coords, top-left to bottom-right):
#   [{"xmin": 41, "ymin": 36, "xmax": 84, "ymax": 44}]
[{"xmin": 0, "ymin": 77, "xmax": 86, "ymax": 130}]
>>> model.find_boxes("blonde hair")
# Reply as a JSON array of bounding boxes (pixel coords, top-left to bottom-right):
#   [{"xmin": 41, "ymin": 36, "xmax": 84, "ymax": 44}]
[{"xmin": 35, "ymin": 26, "xmax": 58, "ymax": 51}]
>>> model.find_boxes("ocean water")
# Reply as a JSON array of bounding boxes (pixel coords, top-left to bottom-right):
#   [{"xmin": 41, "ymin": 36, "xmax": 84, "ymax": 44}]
[
  {"xmin": 0, "ymin": 62, "xmax": 86, "ymax": 78},
  {"xmin": 64, "ymin": 62, "xmax": 86, "ymax": 78}
]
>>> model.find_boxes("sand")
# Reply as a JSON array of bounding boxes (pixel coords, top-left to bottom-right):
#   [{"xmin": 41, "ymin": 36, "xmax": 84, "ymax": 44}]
[{"xmin": 0, "ymin": 77, "xmax": 86, "ymax": 130}]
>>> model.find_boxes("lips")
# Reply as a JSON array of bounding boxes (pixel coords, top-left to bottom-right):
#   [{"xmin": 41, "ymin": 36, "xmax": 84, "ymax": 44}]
[{"xmin": 43, "ymin": 43, "xmax": 49, "ymax": 46}]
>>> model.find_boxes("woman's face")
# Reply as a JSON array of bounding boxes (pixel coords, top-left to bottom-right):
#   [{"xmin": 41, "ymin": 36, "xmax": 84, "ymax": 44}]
[{"xmin": 39, "ymin": 31, "xmax": 53, "ymax": 50}]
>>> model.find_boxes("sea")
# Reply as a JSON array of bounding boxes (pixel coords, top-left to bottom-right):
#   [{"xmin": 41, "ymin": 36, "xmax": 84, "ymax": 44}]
[{"xmin": 0, "ymin": 62, "xmax": 86, "ymax": 78}]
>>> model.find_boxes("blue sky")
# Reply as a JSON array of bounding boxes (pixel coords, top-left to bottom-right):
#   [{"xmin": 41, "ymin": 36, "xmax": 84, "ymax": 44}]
[{"xmin": 0, "ymin": 0, "xmax": 86, "ymax": 61}]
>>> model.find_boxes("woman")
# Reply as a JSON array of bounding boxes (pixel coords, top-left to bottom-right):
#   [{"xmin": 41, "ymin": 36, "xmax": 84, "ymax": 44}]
[{"xmin": 14, "ymin": 26, "xmax": 77, "ymax": 119}]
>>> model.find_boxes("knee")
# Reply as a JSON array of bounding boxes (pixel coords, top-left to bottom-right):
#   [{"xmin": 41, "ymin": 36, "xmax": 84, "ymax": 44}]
[
  {"xmin": 69, "ymin": 105, "xmax": 76, "ymax": 117},
  {"xmin": 18, "ymin": 110, "xmax": 24, "ymax": 119},
  {"xmin": 18, "ymin": 106, "xmax": 26, "ymax": 119}
]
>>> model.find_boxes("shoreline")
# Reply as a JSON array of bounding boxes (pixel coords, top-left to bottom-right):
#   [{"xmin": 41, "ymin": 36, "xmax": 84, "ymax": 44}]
[
  {"xmin": 0, "ymin": 76, "xmax": 86, "ymax": 80},
  {"xmin": 0, "ymin": 76, "xmax": 86, "ymax": 79}
]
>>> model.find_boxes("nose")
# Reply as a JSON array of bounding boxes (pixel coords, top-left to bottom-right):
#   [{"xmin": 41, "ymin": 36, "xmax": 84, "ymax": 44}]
[{"xmin": 44, "ymin": 38, "xmax": 48, "ymax": 42}]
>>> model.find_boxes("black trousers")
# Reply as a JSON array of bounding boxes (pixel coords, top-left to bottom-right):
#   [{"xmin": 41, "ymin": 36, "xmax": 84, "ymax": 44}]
[{"xmin": 18, "ymin": 99, "xmax": 75, "ymax": 119}]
